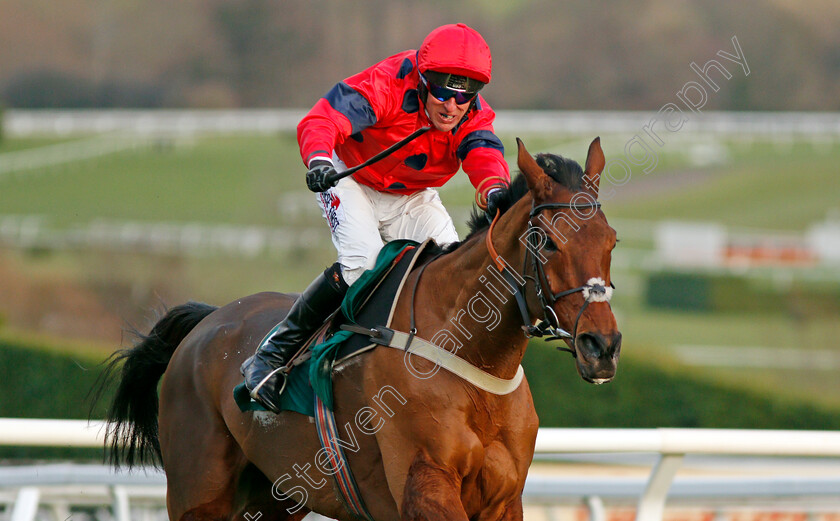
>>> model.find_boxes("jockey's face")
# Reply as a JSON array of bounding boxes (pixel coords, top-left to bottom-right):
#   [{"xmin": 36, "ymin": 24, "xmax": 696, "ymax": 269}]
[{"xmin": 424, "ymin": 92, "xmax": 471, "ymax": 133}]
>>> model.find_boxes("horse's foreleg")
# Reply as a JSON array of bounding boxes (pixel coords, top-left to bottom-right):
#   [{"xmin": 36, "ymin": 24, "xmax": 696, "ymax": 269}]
[
  {"xmin": 400, "ymin": 452, "xmax": 469, "ymax": 521},
  {"xmin": 498, "ymin": 498, "xmax": 524, "ymax": 521}
]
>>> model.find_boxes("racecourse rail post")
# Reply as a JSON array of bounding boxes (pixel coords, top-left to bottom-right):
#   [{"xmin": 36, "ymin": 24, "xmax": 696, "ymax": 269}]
[{"xmin": 635, "ymin": 453, "xmax": 684, "ymax": 521}]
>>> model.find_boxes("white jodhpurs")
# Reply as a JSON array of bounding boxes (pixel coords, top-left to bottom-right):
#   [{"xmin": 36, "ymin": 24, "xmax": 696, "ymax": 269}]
[{"xmin": 316, "ymin": 174, "xmax": 459, "ymax": 286}]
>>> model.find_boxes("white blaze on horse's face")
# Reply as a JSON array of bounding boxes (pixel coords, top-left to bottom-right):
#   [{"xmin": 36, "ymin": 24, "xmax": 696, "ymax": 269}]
[{"xmin": 517, "ymin": 137, "xmax": 622, "ymax": 384}]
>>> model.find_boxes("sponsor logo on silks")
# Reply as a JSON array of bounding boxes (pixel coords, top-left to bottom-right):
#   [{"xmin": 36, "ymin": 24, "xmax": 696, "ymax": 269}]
[{"xmin": 320, "ymin": 191, "xmax": 343, "ymax": 232}]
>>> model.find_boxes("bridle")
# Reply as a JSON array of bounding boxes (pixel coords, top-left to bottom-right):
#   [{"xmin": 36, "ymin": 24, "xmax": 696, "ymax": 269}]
[{"xmin": 485, "ymin": 200, "xmax": 614, "ymax": 358}]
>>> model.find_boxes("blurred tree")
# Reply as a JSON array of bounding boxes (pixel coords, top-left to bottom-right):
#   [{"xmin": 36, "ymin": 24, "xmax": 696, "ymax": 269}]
[
  {"xmin": 3, "ymin": 71, "xmax": 96, "ymax": 108},
  {"xmin": 214, "ymin": 0, "xmax": 278, "ymax": 106},
  {"xmin": 0, "ymin": 0, "xmax": 838, "ymax": 110},
  {"xmin": 2, "ymin": 70, "xmax": 163, "ymax": 108}
]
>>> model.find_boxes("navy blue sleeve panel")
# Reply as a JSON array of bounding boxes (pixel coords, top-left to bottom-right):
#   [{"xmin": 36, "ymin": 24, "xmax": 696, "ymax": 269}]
[
  {"xmin": 324, "ymin": 82, "xmax": 378, "ymax": 135},
  {"xmin": 396, "ymin": 58, "xmax": 414, "ymax": 79},
  {"xmin": 456, "ymin": 130, "xmax": 505, "ymax": 161}
]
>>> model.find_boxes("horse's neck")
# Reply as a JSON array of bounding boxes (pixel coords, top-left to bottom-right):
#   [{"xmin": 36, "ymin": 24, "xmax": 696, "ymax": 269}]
[{"xmin": 416, "ymin": 201, "xmax": 534, "ymax": 380}]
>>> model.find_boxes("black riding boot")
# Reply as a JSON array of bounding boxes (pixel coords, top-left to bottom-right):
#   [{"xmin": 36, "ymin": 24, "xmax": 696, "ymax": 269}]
[{"xmin": 241, "ymin": 263, "xmax": 348, "ymax": 413}]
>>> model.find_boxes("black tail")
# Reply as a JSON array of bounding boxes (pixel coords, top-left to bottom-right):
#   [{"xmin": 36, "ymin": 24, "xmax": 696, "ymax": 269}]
[{"xmin": 91, "ymin": 301, "xmax": 217, "ymax": 469}]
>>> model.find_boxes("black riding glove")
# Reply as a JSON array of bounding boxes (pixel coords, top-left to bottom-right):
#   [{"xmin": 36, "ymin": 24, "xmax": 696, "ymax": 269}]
[
  {"xmin": 305, "ymin": 160, "xmax": 338, "ymax": 193},
  {"xmin": 485, "ymin": 188, "xmax": 504, "ymax": 223}
]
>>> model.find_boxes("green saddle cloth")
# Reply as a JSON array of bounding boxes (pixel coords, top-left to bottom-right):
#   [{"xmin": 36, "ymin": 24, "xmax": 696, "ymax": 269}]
[{"xmin": 234, "ymin": 239, "xmax": 418, "ymax": 416}]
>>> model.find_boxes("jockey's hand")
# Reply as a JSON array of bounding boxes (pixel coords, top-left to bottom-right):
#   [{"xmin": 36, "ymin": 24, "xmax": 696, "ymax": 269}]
[
  {"xmin": 305, "ymin": 160, "xmax": 338, "ymax": 193},
  {"xmin": 485, "ymin": 188, "xmax": 504, "ymax": 223}
]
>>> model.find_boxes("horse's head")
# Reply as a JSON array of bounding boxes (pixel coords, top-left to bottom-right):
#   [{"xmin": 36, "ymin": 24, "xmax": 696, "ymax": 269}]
[{"xmin": 517, "ymin": 138, "xmax": 621, "ymax": 384}]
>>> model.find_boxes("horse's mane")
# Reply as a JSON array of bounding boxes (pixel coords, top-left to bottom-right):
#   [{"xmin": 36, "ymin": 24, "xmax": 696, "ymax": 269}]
[{"xmin": 440, "ymin": 152, "xmax": 584, "ymax": 253}]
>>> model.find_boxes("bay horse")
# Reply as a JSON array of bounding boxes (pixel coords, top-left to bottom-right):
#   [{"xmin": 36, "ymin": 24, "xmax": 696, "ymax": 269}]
[{"xmin": 96, "ymin": 138, "xmax": 621, "ymax": 521}]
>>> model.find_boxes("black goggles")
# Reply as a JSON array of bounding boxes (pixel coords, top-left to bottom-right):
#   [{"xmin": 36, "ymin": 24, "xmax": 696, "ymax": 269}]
[{"xmin": 420, "ymin": 73, "xmax": 479, "ymax": 105}]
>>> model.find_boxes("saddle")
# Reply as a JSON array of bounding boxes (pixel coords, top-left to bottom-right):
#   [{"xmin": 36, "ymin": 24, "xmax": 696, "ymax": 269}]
[
  {"xmin": 234, "ymin": 238, "xmax": 435, "ymax": 416},
  {"xmin": 235, "ymin": 234, "xmax": 525, "ymax": 416},
  {"xmin": 305, "ymin": 238, "xmax": 440, "ymax": 410}
]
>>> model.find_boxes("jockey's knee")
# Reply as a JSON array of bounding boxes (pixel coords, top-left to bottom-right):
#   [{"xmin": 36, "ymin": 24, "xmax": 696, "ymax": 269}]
[
  {"xmin": 322, "ymin": 262, "xmax": 349, "ymax": 293},
  {"xmin": 435, "ymin": 225, "xmax": 459, "ymax": 246},
  {"xmin": 339, "ymin": 255, "xmax": 378, "ymax": 286}
]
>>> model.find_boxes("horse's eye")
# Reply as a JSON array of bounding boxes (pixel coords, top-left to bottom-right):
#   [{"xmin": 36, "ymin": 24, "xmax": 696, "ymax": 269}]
[{"xmin": 543, "ymin": 238, "xmax": 559, "ymax": 252}]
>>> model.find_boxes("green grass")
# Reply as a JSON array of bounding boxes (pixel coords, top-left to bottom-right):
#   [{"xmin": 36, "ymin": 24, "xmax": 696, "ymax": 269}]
[
  {"xmin": 613, "ymin": 303, "xmax": 840, "ymax": 409},
  {"xmin": 0, "ymin": 339, "xmax": 111, "ymax": 460},
  {"xmin": 0, "ymin": 134, "xmax": 304, "ymax": 227},
  {"xmin": 0, "ymin": 137, "xmax": 81, "ymax": 153},
  {"xmin": 605, "ymin": 141, "xmax": 840, "ymax": 230},
  {"xmin": 523, "ymin": 340, "xmax": 840, "ymax": 429},
  {"xmin": 608, "ymin": 269, "xmax": 840, "ymax": 409}
]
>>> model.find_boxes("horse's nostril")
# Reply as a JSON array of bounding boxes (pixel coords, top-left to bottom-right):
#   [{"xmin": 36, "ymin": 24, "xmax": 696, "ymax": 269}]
[
  {"xmin": 577, "ymin": 333, "xmax": 605, "ymax": 359},
  {"xmin": 611, "ymin": 332, "xmax": 622, "ymax": 355},
  {"xmin": 574, "ymin": 331, "xmax": 620, "ymax": 384},
  {"xmin": 577, "ymin": 332, "xmax": 622, "ymax": 360}
]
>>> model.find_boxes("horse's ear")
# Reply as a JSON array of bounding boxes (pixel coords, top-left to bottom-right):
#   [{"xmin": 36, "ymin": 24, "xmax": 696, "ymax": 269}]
[
  {"xmin": 583, "ymin": 137, "xmax": 606, "ymax": 196},
  {"xmin": 516, "ymin": 138, "xmax": 552, "ymax": 200}
]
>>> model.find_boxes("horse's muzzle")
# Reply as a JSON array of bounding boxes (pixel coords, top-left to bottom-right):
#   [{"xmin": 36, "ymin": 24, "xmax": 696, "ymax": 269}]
[{"xmin": 574, "ymin": 331, "xmax": 622, "ymax": 384}]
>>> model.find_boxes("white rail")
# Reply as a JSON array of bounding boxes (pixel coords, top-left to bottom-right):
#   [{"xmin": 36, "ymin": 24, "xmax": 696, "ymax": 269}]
[
  {"xmin": 534, "ymin": 427, "xmax": 840, "ymax": 456},
  {"xmin": 0, "ymin": 418, "xmax": 105, "ymax": 448},
  {"xmin": 2, "ymin": 419, "xmax": 840, "ymax": 521},
  {"xmin": 6, "ymin": 109, "xmax": 840, "ymax": 139}
]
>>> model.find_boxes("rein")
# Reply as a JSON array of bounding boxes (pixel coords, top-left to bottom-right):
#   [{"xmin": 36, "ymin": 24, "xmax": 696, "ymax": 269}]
[{"xmin": 485, "ymin": 200, "xmax": 614, "ymax": 357}]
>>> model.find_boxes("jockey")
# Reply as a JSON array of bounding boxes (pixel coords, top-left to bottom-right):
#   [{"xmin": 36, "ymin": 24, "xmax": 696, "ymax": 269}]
[{"xmin": 241, "ymin": 23, "xmax": 510, "ymax": 413}]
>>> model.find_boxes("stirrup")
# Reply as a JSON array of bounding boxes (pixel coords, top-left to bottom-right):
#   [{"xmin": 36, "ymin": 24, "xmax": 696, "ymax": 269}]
[{"xmin": 249, "ymin": 365, "xmax": 289, "ymax": 401}]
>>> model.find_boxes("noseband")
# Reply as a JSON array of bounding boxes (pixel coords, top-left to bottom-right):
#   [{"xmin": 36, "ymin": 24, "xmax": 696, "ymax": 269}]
[{"xmin": 485, "ymin": 200, "xmax": 614, "ymax": 357}]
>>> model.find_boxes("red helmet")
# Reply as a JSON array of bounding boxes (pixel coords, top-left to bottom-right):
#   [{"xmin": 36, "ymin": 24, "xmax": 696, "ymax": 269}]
[{"xmin": 417, "ymin": 23, "xmax": 492, "ymax": 85}]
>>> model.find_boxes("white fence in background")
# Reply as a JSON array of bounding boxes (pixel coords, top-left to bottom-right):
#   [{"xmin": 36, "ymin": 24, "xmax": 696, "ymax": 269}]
[
  {"xmin": 1, "ymin": 419, "xmax": 840, "ymax": 521},
  {"xmin": 4, "ymin": 110, "xmax": 305, "ymax": 137},
  {"xmin": 5, "ymin": 110, "xmax": 840, "ymax": 140},
  {"xmin": 0, "ymin": 215, "xmax": 324, "ymax": 257},
  {"xmin": 4, "ymin": 215, "xmax": 840, "ymax": 287},
  {"xmin": 0, "ymin": 135, "xmax": 156, "ymax": 177}
]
